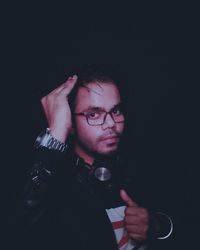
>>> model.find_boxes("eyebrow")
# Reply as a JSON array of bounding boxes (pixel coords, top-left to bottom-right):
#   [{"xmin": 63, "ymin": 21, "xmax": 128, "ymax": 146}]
[
  {"xmin": 82, "ymin": 84, "xmax": 103, "ymax": 96},
  {"xmin": 80, "ymin": 102, "xmax": 122, "ymax": 113}
]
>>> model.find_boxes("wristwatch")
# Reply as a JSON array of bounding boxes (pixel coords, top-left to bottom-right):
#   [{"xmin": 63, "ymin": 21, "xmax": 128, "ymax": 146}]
[{"xmin": 34, "ymin": 128, "xmax": 67, "ymax": 153}]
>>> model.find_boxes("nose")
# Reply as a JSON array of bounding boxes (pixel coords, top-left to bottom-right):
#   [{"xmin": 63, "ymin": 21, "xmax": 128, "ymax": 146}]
[{"xmin": 102, "ymin": 113, "xmax": 115, "ymax": 129}]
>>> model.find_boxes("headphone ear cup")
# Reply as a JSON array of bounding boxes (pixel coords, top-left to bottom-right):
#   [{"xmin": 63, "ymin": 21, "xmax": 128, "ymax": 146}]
[{"xmin": 94, "ymin": 167, "xmax": 112, "ymax": 181}]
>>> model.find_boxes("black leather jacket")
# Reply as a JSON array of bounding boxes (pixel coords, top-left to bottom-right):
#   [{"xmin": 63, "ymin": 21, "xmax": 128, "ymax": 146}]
[{"xmin": 3, "ymin": 148, "xmax": 173, "ymax": 250}]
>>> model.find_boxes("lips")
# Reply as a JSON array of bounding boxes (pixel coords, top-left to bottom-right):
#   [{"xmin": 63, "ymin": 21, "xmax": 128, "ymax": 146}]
[{"xmin": 101, "ymin": 135, "xmax": 119, "ymax": 141}]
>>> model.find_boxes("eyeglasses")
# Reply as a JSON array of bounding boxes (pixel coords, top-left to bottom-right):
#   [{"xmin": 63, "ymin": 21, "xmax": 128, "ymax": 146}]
[{"xmin": 74, "ymin": 105, "xmax": 125, "ymax": 126}]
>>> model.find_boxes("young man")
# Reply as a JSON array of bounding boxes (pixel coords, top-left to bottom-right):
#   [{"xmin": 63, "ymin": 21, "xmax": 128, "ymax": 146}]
[{"xmin": 4, "ymin": 72, "xmax": 173, "ymax": 250}]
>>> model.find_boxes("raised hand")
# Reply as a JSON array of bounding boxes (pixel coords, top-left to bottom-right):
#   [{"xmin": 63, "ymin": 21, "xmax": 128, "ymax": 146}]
[
  {"xmin": 120, "ymin": 189, "xmax": 149, "ymax": 241},
  {"xmin": 41, "ymin": 75, "xmax": 78, "ymax": 142}
]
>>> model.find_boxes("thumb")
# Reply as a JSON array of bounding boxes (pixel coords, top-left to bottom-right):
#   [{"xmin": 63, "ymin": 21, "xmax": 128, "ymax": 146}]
[{"xmin": 120, "ymin": 189, "xmax": 138, "ymax": 207}]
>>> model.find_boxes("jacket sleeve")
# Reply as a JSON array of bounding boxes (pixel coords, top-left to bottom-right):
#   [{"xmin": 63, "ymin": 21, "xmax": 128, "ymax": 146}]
[{"xmin": 3, "ymin": 147, "xmax": 69, "ymax": 249}]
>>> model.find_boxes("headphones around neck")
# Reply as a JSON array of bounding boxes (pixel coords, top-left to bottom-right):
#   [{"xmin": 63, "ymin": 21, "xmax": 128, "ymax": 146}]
[{"xmin": 75, "ymin": 155, "xmax": 120, "ymax": 182}]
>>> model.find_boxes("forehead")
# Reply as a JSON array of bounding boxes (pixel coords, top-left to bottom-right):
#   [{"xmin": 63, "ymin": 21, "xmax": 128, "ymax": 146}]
[{"xmin": 74, "ymin": 82, "xmax": 121, "ymax": 111}]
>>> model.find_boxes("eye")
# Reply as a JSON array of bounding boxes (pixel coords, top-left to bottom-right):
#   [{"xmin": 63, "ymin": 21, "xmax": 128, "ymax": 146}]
[
  {"xmin": 112, "ymin": 107, "xmax": 122, "ymax": 116},
  {"xmin": 86, "ymin": 111, "xmax": 101, "ymax": 119}
]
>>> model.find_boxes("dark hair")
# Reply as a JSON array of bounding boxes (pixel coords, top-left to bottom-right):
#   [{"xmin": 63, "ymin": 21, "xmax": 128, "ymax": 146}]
[{"xmin": 68, "ymin": 64, "xmax": 126, "ymax": 112}]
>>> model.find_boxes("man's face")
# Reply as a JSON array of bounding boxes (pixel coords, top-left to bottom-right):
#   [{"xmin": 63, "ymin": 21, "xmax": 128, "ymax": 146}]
[{"xmin": 73, "ymin": 82, "xmax": 125, "ymax": 163}]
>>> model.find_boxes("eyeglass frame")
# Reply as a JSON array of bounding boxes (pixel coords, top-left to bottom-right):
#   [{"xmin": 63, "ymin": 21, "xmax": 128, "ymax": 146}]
[{"xmin": 74, "ymin": 104, "xmax": 125, "ymax": 126}]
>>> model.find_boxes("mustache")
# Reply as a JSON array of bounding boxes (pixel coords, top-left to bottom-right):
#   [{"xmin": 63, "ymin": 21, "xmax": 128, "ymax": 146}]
[{"xmin": 98, "ymin": 130, "xmax": 122, "ymax": 141}]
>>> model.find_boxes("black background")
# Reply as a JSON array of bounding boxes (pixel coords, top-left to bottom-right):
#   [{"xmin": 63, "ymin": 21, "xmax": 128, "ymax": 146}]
[{"xmin": 1, "ymin": 1, "xmax": 199, "ymax": 248}]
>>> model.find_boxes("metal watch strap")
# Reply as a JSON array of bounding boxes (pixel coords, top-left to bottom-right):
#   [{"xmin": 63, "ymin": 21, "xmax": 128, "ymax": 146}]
[
  {"xmin": 35, "ymin": 128, "xmax": 68, "ymax": 153},
  {"xmin": 46, "ymin": 134, "xmax": 67, "ymax": 152}
]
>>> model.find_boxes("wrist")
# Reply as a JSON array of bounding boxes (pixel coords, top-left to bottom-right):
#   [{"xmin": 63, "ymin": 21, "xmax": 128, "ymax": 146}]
[
  {"xmin": 49, "ymin": 126, "xmax": 71, "ymax": 143},
  {"xmin": 34, "ymin": 128, "xmax": 68, "ymax": 153}
]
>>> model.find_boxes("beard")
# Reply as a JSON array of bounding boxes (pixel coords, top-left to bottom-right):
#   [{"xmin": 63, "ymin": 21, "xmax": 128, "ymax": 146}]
[{"xmin": 75, "ymin": 128, "xmax": 123, "ymax": 159}]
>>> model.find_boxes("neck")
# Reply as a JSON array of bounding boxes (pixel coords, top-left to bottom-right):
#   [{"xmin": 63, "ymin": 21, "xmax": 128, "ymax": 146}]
[
  {"xmin": 74, "ymin": 144, "xmax": 118, "ymax": 167},
  {"xmin": 74, "ymin": 144, "xmax": 95, "ymax": 165}
]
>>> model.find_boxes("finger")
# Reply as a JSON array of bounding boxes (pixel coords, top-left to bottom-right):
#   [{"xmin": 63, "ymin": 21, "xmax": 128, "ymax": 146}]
[
  {"xmin": 129, "ymin": 233, "xmax": 147, "ymax": 241},
  {"xmin": 62, "ymin": 75, "xmax": 78, "ymax": 88},
  {"xmin": 120, "ymin": 189, "xmax": 138, "ymax": 207},
  {"xmin": 126, "ymin": 224, "xmax": 148, "ymax": 235},
  {"xmin": 124, "ymin": 215, "xmax": 143, "ymax": 225},
  {"xmin": 58, "ymin": 74, "xmax": 78, "ymax": 96},
  {"xmin": 125, "ymin": 207, "xmax": 148, "ymax": 218},
  {"xmin": 49, "ymin": 75, "xmax": 78, "ymax": 95},
  {"xmin": 41, "ymin": 97, "xmax": 51, "ymax": 123}
]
